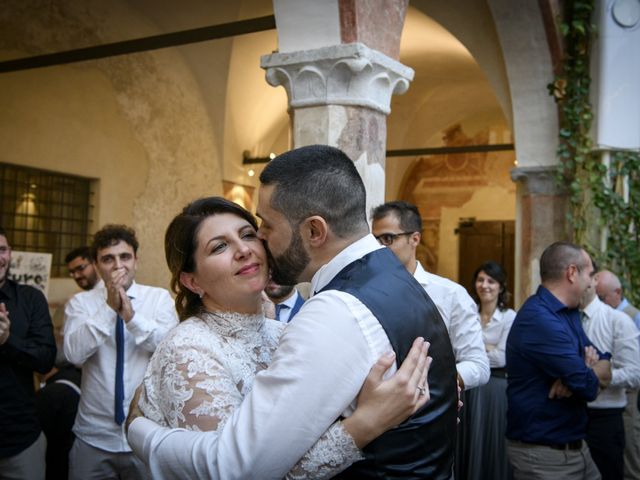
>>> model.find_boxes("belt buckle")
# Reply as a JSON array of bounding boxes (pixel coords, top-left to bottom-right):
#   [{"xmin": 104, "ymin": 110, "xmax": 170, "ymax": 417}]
[{"xmin": 550, "ymin": 440, "xmax": 581, "ymax": 451}]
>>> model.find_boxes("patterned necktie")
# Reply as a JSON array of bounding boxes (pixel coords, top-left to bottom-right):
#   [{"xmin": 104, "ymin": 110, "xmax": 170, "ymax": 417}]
[{"xmin": 114, "ymin": 314, "xmax": 125, "ymax": 425}]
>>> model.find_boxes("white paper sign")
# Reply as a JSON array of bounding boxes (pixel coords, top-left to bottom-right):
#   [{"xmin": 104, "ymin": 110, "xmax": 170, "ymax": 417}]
[{"xmin": 8, "ymin": 251, "xmax": 52, "ymax": 297}]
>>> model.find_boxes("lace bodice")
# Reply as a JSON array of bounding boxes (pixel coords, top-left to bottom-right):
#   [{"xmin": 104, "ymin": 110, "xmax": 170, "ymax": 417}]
[{"xmin": 139, "ymin": 310, "xmax": 362, "ymax": 478}]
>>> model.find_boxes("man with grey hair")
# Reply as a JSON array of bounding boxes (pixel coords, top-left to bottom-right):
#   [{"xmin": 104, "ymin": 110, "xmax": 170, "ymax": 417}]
[
  {"xmin": 506, "ymin": 241, "xmax": 612, "ymax": 480},
  {"xmin": 596, "ymin": 270, "xmax": 640, "ymax": 329},
  {"xmin": 580, "ymin": 261, "xmax": 640, "ymax": 479},
  {"xmin": 596, "ymin": 269, "xmax": 640, "ymax": 480}
]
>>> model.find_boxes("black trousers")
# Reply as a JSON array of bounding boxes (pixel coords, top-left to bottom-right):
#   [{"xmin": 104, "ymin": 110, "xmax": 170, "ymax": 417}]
[{"xmin": 585, "ymin": 407, "xmax": 625, "ymax": 480}]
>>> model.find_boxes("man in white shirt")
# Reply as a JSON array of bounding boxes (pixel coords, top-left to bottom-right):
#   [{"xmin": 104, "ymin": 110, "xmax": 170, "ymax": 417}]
[
  {"xmin": 264, "ymin": 279, "xmax": 305, "ymax": 322},
  {"xmin": 127, "ymin": 145, "xmax": 458, "ymax": 479},
  {"xmin": 371, "ymin": 201, "xmax": 489, "ymax": 391},
  {"xmin": 596, "ymin": 269, "xmax": 640, "ymax": 480},
  {"xmin": 581, "ymin": 262, "xmax": 640, "ymax": 480},
  {"xmin": 596, "ymin": 270, "xmax": 640, "ymax": 329},
  {"xmin": 64, "ymin": 224, "xmax": 178, "ymax": 479}
]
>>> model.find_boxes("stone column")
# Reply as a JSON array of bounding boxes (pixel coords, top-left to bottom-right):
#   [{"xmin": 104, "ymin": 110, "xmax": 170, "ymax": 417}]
[
  {"xmin": 511, "ymin": 166, "xmax": 567, "ymax": 305},
  {"xmin": 261, "ymin": 0, "xmax": 413, "ymax": 214}
]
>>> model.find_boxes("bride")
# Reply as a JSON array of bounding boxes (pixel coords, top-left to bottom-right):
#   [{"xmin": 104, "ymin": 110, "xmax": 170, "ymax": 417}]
[{"xmin": 136, "ymin": 197, "xmax": 431, "ymax": 478}]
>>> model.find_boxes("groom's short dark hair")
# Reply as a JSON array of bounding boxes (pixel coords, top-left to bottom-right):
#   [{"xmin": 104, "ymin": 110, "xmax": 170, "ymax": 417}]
[{"xmin": 259, "ymin": 145, "xmax": 368, "ymax": 238}]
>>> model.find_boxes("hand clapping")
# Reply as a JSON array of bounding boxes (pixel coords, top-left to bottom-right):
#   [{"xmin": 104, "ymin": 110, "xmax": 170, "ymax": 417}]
[{"xmin": 106, "ymin": 269, "xmax": 134, "ymax": 322}]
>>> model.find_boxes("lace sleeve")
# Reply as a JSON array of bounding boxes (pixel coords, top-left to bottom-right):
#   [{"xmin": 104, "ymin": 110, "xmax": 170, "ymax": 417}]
[
  {"xmin": 140, "ymin": 330, "xmax": 243, "ymax": 431},
  {"xmin": 285, "ymin": 421, "xmax": 364, "ymax": 480},
  {"xmin": 172, "ymin": 345, "xmax": 242, "ymax": 430}
]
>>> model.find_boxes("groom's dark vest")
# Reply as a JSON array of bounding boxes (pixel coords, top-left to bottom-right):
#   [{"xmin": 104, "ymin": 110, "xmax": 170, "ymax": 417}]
[{"xmin": 320, "ymin": 248, "xmax": 457, "ymax": 479}]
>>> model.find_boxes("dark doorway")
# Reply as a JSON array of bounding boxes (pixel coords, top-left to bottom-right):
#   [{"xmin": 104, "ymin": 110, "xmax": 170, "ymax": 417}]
[{"xmin": 457, "ymin": 220, "xmax": 515, "ymax": 308}]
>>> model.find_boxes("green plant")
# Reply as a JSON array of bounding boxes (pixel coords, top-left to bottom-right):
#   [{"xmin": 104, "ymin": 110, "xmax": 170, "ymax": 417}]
[{"xmin": 550, "ymin": 0, "xmax": 640, "ymax": 305}]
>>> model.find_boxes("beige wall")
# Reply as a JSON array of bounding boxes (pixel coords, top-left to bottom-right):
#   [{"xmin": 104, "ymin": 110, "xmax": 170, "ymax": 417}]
[
  {"xmin": 385, "ymin": 6, "xmax": 512, "ymax": 208},
  {"xmin": 1, "ymin": 0, "xmax": 559, "ymax": 309},
  {"xmin": 438, "ymin": 185, "xmax": 516, "ymax": 281},
  {"xmin": 1, "ymin": 0, "xmax": 225, "ymax": 307}
]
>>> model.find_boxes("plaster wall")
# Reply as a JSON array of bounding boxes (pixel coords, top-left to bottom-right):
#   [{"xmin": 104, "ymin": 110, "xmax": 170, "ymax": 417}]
[
  {"xmin": 488, "ymin": 0, "xmax": 559, "ymax": 168},
  {"xmin": 1, "ymin": 0, "xmax": 224, "ymax": 307},
  {"xmin": 386, "ymin": 6, "xmax": 511, "ymax": 200},
  {"xmin": 438, "ymin": 185, "xmax": 516, "ymax": 282},
  {"xmin": 224, "ymin": 27, "xmax": 288, "ymax": 190},
  {"xmin": 407, "ymin": 1, "xmax": 512, "ymax": 127},
  {"xmin": 273, "ymin": 0, "xmax": 341, "ymax": 53}
]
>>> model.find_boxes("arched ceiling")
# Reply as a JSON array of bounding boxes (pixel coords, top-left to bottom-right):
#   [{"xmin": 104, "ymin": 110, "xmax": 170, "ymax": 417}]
[
  {"xmin": 2, "ymin": 0, "xmax": 512, "ymax": 194},
  {"xmin": 123, "ymin": 0, "xmax": 511, "ymax": 189}
]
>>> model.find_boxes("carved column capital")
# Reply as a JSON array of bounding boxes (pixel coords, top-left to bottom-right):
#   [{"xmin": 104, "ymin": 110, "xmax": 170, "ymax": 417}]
[
  {"xmin": 511, "ymin": 165, "xmax": 565, "ymax": 195},
  {"xmin": 261, "ymin": 42, "xmax": 414, "ymax": 115}
]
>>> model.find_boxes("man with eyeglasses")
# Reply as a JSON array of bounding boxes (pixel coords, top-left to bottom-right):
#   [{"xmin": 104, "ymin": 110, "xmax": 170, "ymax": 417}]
[
  {"xmin": 371, "ymin": 201, "xmax": 489, "ymax": 393},
  {"xmin": 66, "ymin": 246, "xmax": 100, "ymax": 291}
]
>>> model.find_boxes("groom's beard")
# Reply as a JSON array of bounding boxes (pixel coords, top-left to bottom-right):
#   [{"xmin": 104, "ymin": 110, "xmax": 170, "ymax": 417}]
[{"xmin": 267, "ymin": 231, "xmax": 310, "ymax": 286}]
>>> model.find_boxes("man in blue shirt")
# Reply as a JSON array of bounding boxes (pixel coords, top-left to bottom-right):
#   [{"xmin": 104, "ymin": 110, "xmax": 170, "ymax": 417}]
[{"xmin": 506, "ymin": 241, "xmax": 611, "ymax": 479}]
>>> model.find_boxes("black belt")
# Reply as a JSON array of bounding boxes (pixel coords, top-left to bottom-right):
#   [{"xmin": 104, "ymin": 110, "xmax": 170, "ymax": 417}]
[
  {"xmin": 548, "ymin": 440, "xmax": 583, "ymax": 451},
  {"xmin": 514, "ymin": 439, "xmax": 582, "ymax": 451},
  {"xmin": 490, "ymin": 367, "xmax": 507, "ymax": 378}
]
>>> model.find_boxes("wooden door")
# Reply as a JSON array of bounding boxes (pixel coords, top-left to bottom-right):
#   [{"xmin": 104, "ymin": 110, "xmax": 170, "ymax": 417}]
[{"xmin": 457, "ymin": 220, "xmax": 515, "ymax": 308}]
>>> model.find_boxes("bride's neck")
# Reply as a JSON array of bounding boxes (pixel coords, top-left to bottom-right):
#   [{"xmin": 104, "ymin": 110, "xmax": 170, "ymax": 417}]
[{"xmin": 202, "ymin": 292, "xmax": 262, "ymax": 315}]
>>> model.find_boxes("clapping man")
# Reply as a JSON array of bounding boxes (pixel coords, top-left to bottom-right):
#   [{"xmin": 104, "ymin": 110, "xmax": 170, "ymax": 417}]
[
  {"xmin": 0, "ymin": 227, "xmax": 56, "ymax": 479},
  {"xmin": 64, "ymin": 225, "xmax": 177, "ymax": 479}
]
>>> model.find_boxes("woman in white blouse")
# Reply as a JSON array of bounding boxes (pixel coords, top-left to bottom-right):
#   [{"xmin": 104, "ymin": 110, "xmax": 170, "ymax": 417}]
[
  {"xmin": 137, "ymin": 197, "xmax": 431, "ymax": 479},
  {"xmin": 462, "ymin": 261, "xmax": 516, "ymax": 480}
]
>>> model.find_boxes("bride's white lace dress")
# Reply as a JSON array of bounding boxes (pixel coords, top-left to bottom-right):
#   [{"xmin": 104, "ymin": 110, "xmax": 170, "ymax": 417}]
[{"xmin": 138, "ymin": 310, "xmax": 363, "ymax": 479}]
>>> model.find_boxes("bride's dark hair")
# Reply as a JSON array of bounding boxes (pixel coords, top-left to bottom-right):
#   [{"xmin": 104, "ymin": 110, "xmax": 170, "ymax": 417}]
[{"xmin": 165, "ymin": 196, "xmax": 259, "ymax": 321}]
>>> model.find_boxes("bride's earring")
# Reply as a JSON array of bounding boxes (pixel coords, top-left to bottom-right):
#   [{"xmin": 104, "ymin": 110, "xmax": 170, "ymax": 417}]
[{"xmin": 198, "ymin": 291, "xmax": 204, "ymax": 299}]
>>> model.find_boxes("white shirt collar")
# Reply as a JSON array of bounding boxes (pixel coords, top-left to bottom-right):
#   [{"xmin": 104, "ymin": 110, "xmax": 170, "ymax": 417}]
[
  {"xmin": 618, "ymin": 297, "xmax": 631, "ymax": 311},
  {"xmin": 310, "ymin": 234, "xmax": 383, "ymax": 296},
  {"xmin": 583, "ymin": 295, "xmax": 602, "ymax": 319},
  {"xmin": 413, "ymin": 260, "xmax": 429, "ymax": 287},
  {"xmin": 279, "ymin": 289, "xmax": 299, "ymax": 309}
]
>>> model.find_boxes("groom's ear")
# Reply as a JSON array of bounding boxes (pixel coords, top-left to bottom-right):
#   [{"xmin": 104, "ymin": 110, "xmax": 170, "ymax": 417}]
[{"xmin": 301, "ymin": 216, "xmax": 328, "ymax": 248}]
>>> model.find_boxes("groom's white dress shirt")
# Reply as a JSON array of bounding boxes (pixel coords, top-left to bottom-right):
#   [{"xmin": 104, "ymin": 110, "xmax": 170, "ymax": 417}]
[{"xmin": 128, "ymin": 235, "xmax": 399, "ymax": 479}]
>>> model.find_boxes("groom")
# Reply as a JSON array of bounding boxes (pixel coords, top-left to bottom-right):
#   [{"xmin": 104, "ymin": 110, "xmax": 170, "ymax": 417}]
[{"xmin": 128, "ymin": 145, "xmax": 458, "ymax": 478}]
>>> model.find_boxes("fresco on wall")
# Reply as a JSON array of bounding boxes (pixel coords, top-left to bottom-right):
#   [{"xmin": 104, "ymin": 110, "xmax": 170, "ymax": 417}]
[{"xmin": 401, "ymin": 124, "xmax": 516, "ymax": 273}]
